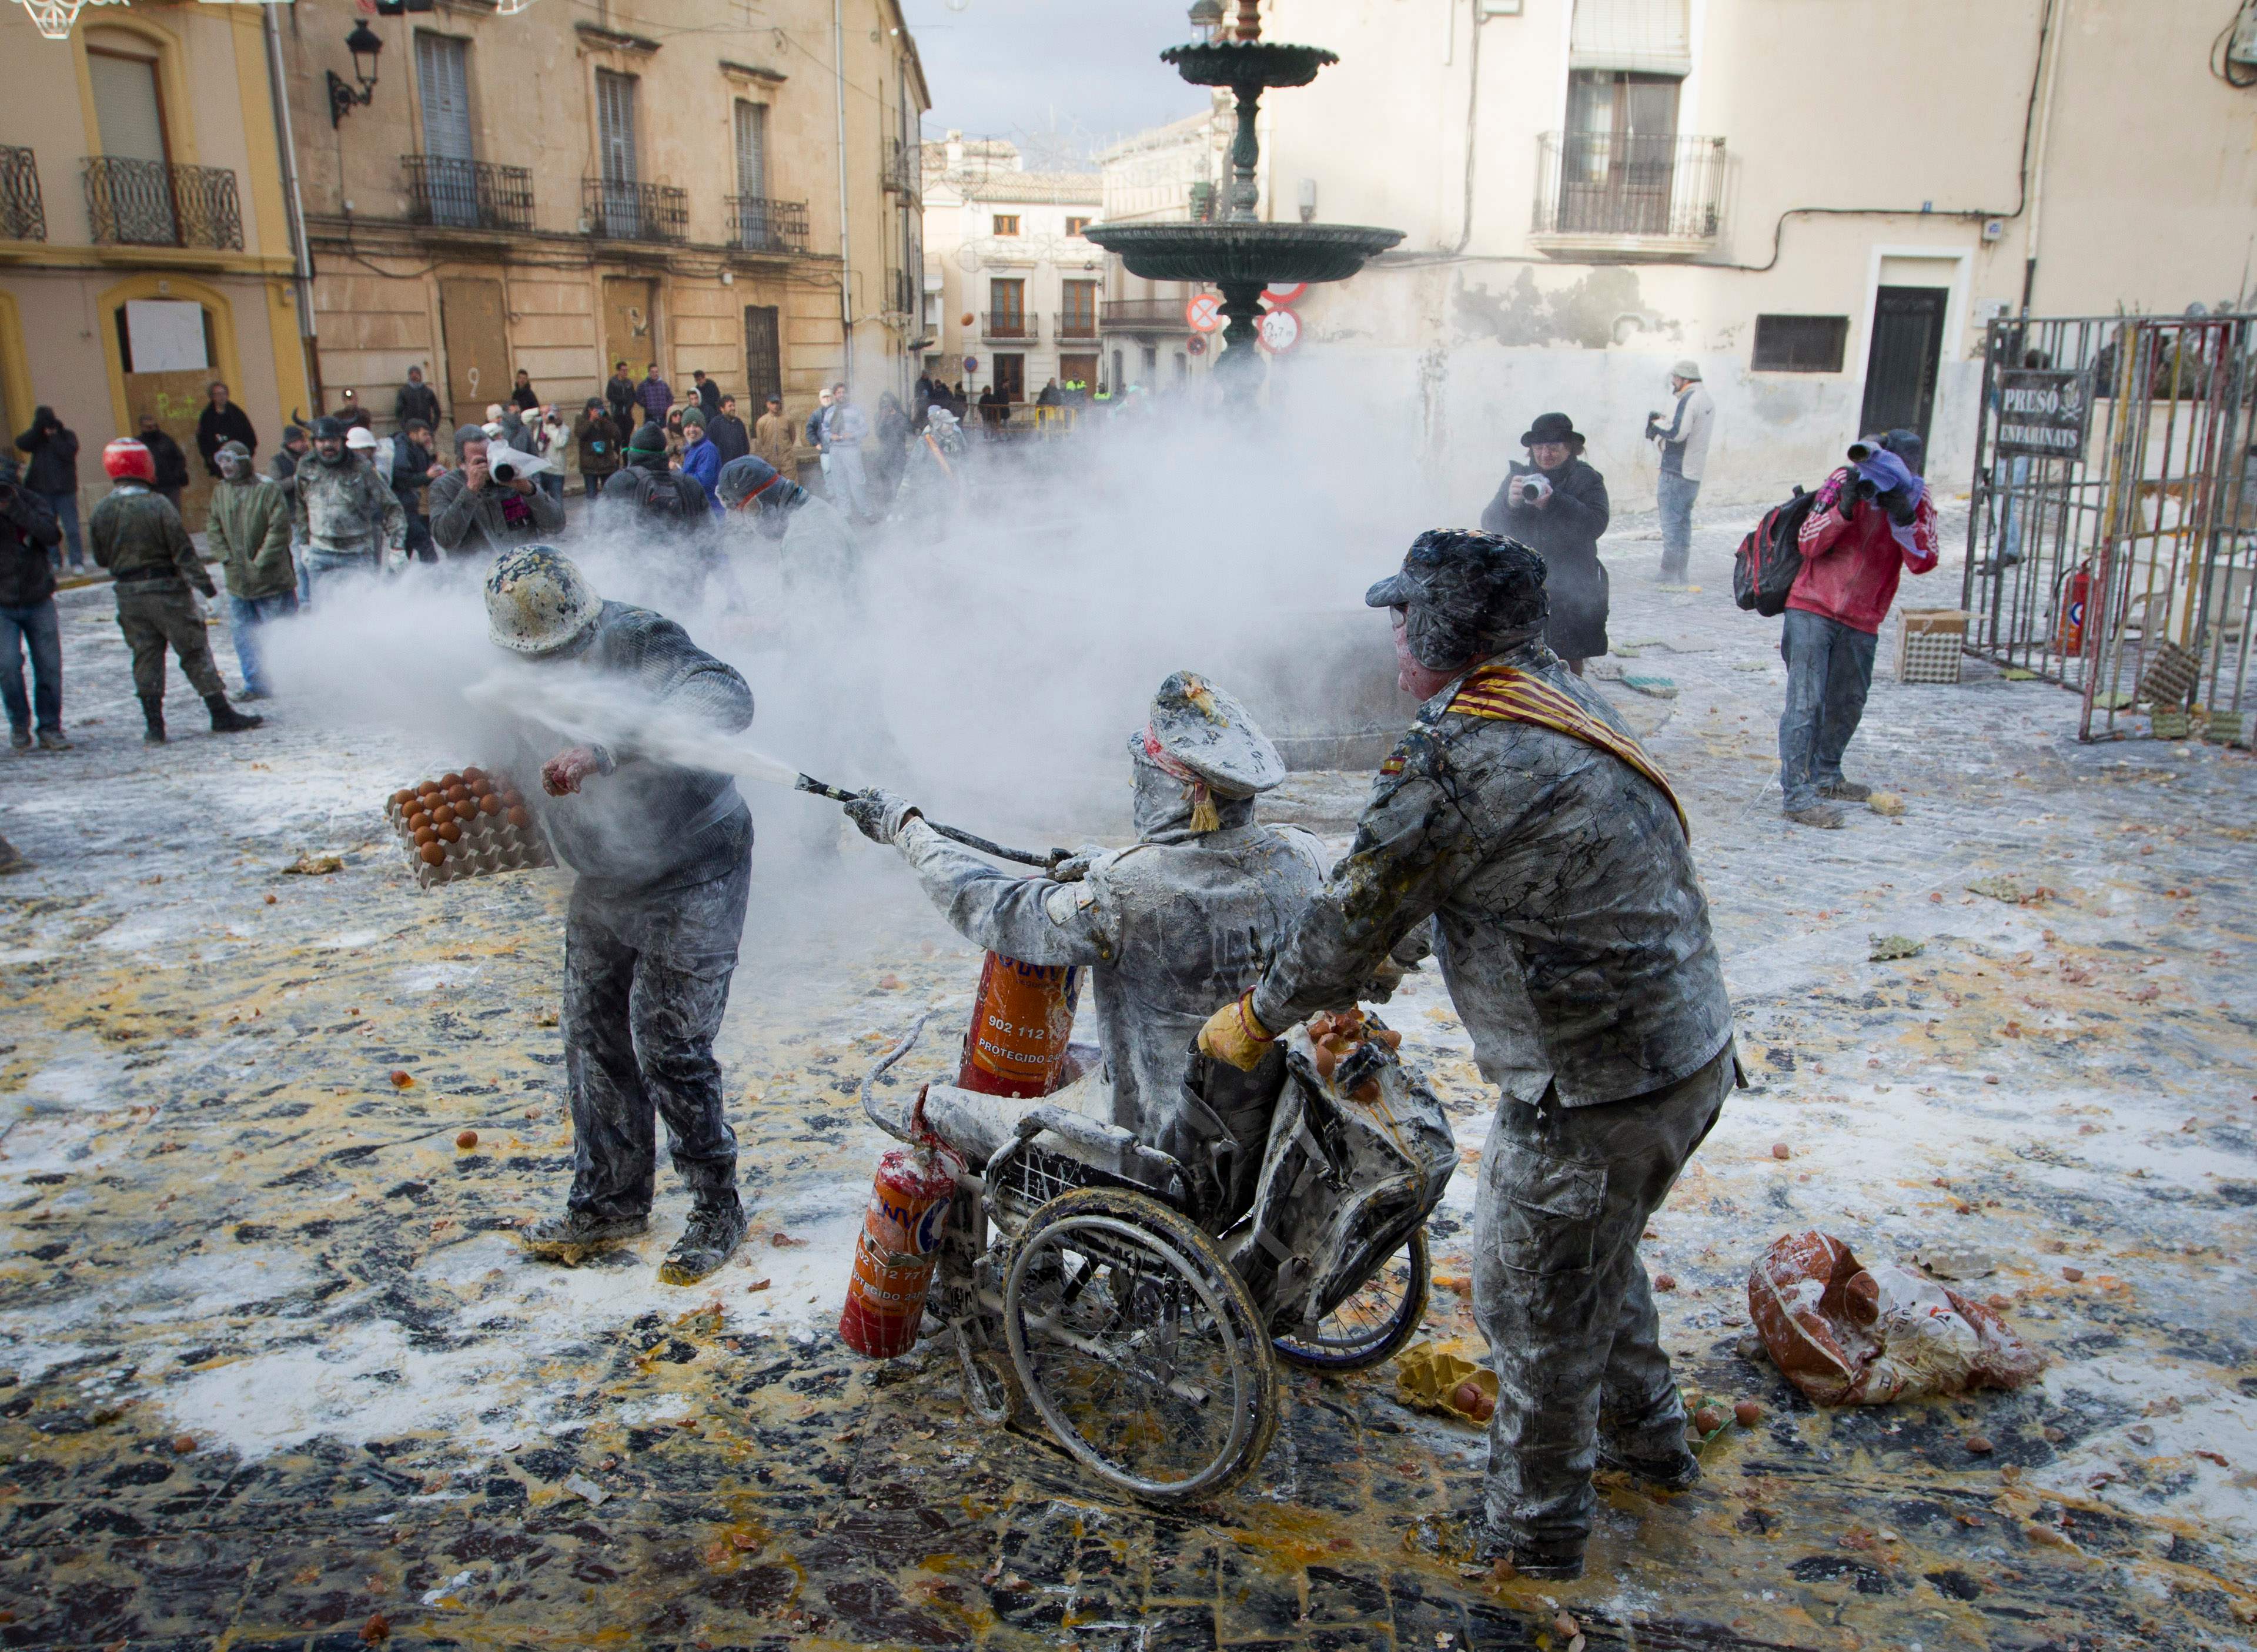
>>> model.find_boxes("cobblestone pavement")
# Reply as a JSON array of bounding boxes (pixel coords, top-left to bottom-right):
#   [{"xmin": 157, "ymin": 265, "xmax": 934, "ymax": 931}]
[{"xmin": 1, "ymin": 510, "xmax": 2253, "ymax": 1651}]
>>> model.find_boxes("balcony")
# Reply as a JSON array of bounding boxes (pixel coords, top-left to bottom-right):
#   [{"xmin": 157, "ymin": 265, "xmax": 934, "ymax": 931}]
[
  {"xmin": 882, "ymin": 139, "xmax": 919, "ymax": 200},
  {"xmin": 983, "ymin": 311, "xmax": 1039, "ymax": 340},
  {"xmin": 83, "ymin": 156, "xmax": 242, "ymax": 250},
  {"xmin": 402, "ymin": 156, "xmax": 533, "ymax": 233},
  {"xmin": 1056, "ymin": 310, "xmax": 1100, "ymax": 341},
  {"xmin": 1101, "ymin": 298, "xmax": 1194, "ymax": 333},
  {"xmin": 1, "ymin": 145, "xmax": 45, "ymax": 242},
  {"xmin": 581, "ymin": 176, "xmax": 686, "ymax": 243},
  {"xmin": 725, "ymin": 195, "xmax": 809, "ymax": 254},
  {"xmin": 1530, "ymin": 132, "xmax": 1725, "ymax": 259}
]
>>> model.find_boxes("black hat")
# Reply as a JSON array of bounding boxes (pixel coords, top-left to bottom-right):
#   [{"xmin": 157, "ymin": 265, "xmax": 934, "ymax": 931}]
[
  {"xmin": 1367, "ymin": 530, "xmax": 1549, "ymax": 671},
  {"xmin": 1518, "ymin": 412, "xmax": 1584, "ymax": 449},
  {"xmin": 627, "ymin": 422, "xmax": 670, "ymax": 454},
  {"xmin": 310, "ymin": 415, "xmax": 346, "ymax": 440}
]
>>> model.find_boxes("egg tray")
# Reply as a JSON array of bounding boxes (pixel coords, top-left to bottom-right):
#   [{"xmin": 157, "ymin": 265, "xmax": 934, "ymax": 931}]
[{"xmin": 385, "ymin": 773, "xmax": 554, "ymax": 891}]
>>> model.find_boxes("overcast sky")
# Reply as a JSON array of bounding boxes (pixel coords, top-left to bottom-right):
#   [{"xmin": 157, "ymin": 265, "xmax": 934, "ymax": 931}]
[{"xmin": 897, "ymin": 0, "xmax": 1208, "ymax": 163}]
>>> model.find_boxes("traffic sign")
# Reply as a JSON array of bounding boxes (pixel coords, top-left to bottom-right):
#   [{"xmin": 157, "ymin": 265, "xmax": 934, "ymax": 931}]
[
  {"xmin": 1263, "ymin": 282, "xmax": 1308, "ymax": 306},
  {"xmin": 1186, "ymin": 335, "xmax": 1208, "ymax": 356},
  {"xmin": 1185, "ymin": 293, "xmax": 1223, "ymax": 333},
  {"xmin": 963, "ymin": 356, "xmax": 978, "ymax": 373},
  {"xmin": 1257, "ymin": 308, "xmax": 1301, "ymax": 353}
]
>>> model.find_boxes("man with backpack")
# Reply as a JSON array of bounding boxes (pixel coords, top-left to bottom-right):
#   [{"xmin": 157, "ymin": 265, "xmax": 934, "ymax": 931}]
[{"xmin": 1773, "ymin": 432, "xmax": 1937, "ymax": 829}]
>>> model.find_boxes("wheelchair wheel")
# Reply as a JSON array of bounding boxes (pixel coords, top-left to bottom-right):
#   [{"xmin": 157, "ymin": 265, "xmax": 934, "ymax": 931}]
[
  {"xmin": 1005, "ymin": 1185, "xmax": 1278, "ymax": 1506},
  {"xmin": 1272, "ymin": 1229, "xmax": 1431, "ymax": 1374}
]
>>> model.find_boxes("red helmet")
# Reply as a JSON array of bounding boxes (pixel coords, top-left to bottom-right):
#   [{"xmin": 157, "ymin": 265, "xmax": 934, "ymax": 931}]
[{"xmin": 102, "ymin": 437, "xmax": 155, "ymax": 482}]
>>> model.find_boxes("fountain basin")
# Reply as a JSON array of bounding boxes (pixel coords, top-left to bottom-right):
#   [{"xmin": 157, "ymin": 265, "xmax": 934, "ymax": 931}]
[
  {"xmin": 1084, "ymin": 222, "xmax": 1405, "ymax": 286},
  {"xmin": 1161, "ymin": 41, "xmax": 1338, "ymax": 90}
]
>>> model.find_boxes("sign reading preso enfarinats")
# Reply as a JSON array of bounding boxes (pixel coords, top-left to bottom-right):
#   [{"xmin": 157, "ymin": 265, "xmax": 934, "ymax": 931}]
[{"xmin": 1995, "ymin": 368, "xmax": 2092, "ymax": 458}]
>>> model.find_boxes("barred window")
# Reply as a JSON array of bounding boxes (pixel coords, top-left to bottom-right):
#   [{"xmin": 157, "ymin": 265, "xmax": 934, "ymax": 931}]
[{"xmin": 1753, "ymin": 315, "xmax": 1850, "ymax": 373}]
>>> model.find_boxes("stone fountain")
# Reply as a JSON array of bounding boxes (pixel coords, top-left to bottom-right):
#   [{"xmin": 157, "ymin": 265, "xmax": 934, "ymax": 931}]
[{"xmin": 1084, "ymin": 1, "xmax": 1403, "ymax": 387}]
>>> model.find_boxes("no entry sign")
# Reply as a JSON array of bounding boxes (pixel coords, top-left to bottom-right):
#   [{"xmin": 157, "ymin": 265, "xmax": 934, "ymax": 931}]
[
  {"xmin": 1185, "ymin": 293, "xmax": 1222, "ymax": 333},
  {"xmin": 1258, "ymin": 308, "xmax": 1301, "ymax": 353}
]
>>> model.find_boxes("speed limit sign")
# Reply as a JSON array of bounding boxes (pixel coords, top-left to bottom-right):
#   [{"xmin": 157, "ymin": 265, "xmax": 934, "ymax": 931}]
[
  {"xmin": 1257, "ymin": 307, "xmax": 1300, "ymax": 353},
  {"xmin": 1185, "ymin": 293, "xmax": 1223, "ymax": 333}
]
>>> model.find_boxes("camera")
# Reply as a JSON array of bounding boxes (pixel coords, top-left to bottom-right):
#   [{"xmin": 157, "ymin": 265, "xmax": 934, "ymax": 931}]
[
  {"xmin": 1517, "ymin": 482, "xmax": 1542, "ymax": 504},
  {"xmin": 1845, "ymin": 474, "xmax": 1880, "ymax": 503},
  {"xmin": 492, "ymin": 460, "xmax": 519, "ymax": 483},
  {"xmin": 1516, "ymin": 473, "xmax": 1553, "ymax": 506}
]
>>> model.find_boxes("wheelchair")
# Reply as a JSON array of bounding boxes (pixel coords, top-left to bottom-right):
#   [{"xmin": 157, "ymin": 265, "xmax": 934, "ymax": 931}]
[{"xmin": 859, "ymin": 1011, "xmax": 1457, "ymax": 1506}]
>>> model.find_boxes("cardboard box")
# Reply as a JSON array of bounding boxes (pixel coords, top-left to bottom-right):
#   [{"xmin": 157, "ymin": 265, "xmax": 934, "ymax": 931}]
[{"xmin": 1895, "ymin": 608, "xmax": 1969, "ymax": 685}]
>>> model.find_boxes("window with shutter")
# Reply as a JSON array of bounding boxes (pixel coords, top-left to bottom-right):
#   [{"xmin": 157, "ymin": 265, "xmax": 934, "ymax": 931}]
[
  {"xmin": 415, "ymin": 34, "xmax": 476, "ymax": 227},
  {"xmin": 596, "ymin": 71, "xmax": 640, "ymax": 236},
  {"xmin": 1569, "ymin": 0, "xmax": 1690, "ymax": 76},
  {"xmin": 734, "ymin": 101, "xmax": 767, "ymax": 200}
]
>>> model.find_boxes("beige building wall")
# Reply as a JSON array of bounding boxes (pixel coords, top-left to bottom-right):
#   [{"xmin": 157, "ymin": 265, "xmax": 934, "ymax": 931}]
[
  {"xmin": 1241, "ymin": 0, "xmax": 2257, "ymax": 500},
  {"xmin": 0, "ymin": 1, "xmax": 311, "ymax": 531},
  {"xmin": 1095, "ymin": 112, "xmax": 1225, "ymax": 392},
  {"xmin": 273, "ymin": 0, "xmax": 925, "ymax": 444}
]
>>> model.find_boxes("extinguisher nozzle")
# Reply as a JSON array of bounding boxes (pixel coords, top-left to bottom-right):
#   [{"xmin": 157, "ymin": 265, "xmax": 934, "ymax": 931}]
[{"xmin": 794, "ymin": 773, "xmax": 861, "ymax": 804}]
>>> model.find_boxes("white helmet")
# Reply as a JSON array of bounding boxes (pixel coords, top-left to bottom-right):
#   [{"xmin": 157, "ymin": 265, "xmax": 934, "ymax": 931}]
[
  {"xmin": 346, "ymin": 425, "xmax": 377, "ymax": 452},
  {"xmin": 484, "ymin": 546, "xmax": 602, "ymax": 656}
]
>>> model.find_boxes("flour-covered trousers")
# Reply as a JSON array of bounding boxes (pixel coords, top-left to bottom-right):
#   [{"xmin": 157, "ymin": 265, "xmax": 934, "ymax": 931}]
[
  {"xmin": 1472, "ymin": 1042, "xmax": 1734, "ymax": 1548},
  {"xmin": 562, "ymin": 847, "xmax": 750, "ymax": 1221}
]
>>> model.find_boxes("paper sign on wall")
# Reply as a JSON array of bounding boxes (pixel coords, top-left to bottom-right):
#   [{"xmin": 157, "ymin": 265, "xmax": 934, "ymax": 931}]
[{"xmin": 124, "ymin": 300, "xmax": 208, "ymax": 374}]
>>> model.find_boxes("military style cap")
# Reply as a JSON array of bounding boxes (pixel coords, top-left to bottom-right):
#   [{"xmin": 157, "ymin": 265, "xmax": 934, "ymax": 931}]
[
  {"xmin": 1141, "ymin": 671, "xmax": 1286, "ymax": 801},
  {"xmin": 1367, "ymin": 529, "xmax": 1549, "ymax": 671},
  {"xmin": 485, "ymin": 545, "xmax": 602, "ymax": 657}
]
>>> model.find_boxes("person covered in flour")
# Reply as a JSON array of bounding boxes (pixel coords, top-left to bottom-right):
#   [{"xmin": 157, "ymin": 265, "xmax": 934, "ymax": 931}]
[
  {"xmin": 1195, "ymin": 528, "xmax": 1738, "ymax": 1583},
  {"xmin": 844, "ymin": 673, "xmax": 1325, "ymax": 1210}
]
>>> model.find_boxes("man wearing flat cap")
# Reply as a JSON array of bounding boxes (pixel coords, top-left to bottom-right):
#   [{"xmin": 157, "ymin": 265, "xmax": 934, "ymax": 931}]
[
  {"xmin": 1199, "ymin": 530, "xmax": 1736, "ymax": 1583},
  {"xmin": 846, "ymin": 673, "xmax": 1325, "ymax": 1190},
  {"xmin": 1646, "ymin": 361, "xmax": 1714, "ymax": 584}
]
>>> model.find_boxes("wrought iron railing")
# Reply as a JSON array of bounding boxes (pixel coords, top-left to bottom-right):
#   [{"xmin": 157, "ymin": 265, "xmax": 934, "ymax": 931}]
[
  {"xmin": 1056, "ymin": 310, "xmax": 1100, "ymax": 340},
  {"xmin": 0, "ymin": 146, "xmax": 45, "ymax": 242},
  {"xmin": 1532, "ymin": 132, "xmax": 1725, "ymax": 242},
  {"xmin": 83, "ymin": 156, "xmax": 242, "ymax": 250},
  {"xmin": 402, "ymin": 156, "xmax": 533, "ymax": 232},
  {"xmin": 882, "ymin": 139, "xmax": 919, "ymax": 200},
  {"xmin": 724, "ymin": 195, "xmax": 808, "ymax": 253},
  {"xmin": 984, "ymin": 311, "xmax": 1038, "ymax": 340},
  {"xmin": 582, "ymin": 176, "xmax": 687, "ymax": 243},
  {"xmin": 1100, "ymin": 298, "xmax": 1193, "ymax": 330}
]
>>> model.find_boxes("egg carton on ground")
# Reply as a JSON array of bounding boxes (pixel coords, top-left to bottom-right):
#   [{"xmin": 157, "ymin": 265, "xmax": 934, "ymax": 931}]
[{"xmin": 385, "ymin": 771, "xmax": 554, "ymax": 890}]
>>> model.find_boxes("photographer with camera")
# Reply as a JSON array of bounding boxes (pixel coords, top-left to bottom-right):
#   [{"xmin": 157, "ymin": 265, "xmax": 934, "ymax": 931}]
[
  {"xmin": 1479, "ymin": 413, "xmax": 1611, "ymax": 673},
  {"xmin": 1776, "ymin": 431, "xmax": 1937, "ymax": 830},
  {"xmin": 427, "ymin": 423, "xmax": 564, "ymax": 561},
  {"xmin": 1645, "ymin": 360, "xmax": 1713, "ymax": 584}
]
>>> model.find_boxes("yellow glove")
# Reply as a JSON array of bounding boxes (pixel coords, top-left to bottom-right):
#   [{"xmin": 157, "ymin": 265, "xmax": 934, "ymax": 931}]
[{"xmin": 1196, "ymin": 991, "xmax": 1276, "ymax": 1073}]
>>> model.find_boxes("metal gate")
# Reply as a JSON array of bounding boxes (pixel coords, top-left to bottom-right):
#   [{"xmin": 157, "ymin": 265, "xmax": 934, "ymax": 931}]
[{"xmin": 1962, "ymin": 313, "xmax": 2256, "ymax": 743}]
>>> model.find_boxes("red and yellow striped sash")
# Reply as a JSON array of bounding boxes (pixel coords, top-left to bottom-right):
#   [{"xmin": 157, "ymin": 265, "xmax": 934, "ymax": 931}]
[{"xmin": 1446, "ymin": 666, "xmax": 1689, "ymax": 838}]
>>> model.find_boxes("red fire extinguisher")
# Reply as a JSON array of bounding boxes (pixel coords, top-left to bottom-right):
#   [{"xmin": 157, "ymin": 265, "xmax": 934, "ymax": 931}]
[
  {"xmin": 838, "ymin": 1089, "xmax": 965, "ymax": 1359},
  {"xmin": 2058, "ymin": 560, "xmax": 2090, "ymax": 657},
  {"xmin": 956, "ymin": 952, "xmax": 1082, "ymax": 1098}
]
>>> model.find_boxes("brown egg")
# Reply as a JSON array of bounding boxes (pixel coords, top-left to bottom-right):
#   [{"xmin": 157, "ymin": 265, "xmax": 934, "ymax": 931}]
[
  {"xmin": 507, "ymin": 806, "xmax": 530, "ymax": 828},
  {"xmin": 408, "ymin": 811, "xmax": 432, "ymax": 833},
  {"xmin": 418, "ymin": 843, "xmax": 444, "ymax": 867},
  {"xmin": 441, "ymin": 772, "xmax": 464, "ymax": 790},
  {"xmin": 390, "ymin": 788, "xmax": 415, "ymax": 808},
  {"xmin": 444, "ymin": 785, "xmax": 470, "ymax": 805},
  {"xmin": 413, "ymin": 826, "xmax": 437, "ymax": 847},
  {"xmin": 456, "ymin": 1129, "xmax": 479, "ymax": 1151},
  {"xmin": 430, "ymin": 804, "xmax": 455, "ymax": 826},
  {"xmin": 461, "ymin": 766, "xmax": 486, "ymax": 785},
  {"xmin": 438, "ymin": 821, "xmax": 462, "ymax": 843},
  {"xmin": 479, "ymin": 794, "xmax": 503, "ymax": 817}
]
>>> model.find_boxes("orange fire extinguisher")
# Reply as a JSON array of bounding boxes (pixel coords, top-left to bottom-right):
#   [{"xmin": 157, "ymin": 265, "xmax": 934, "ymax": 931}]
[
  {"xmin": 2057, "ymin": 560, "xmax": 2091, "ymax": 656},
  {"xmin": 956, "ymin": 952, "xmax": 1082, "ymax": 1098},
  {"xmin": 838, "ymin": 1089, "xmax": 965, "ymax": 1359}
]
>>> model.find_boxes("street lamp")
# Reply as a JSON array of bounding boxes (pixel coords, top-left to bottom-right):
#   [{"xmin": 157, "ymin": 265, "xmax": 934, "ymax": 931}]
[
  {"xmin": 1187, "ymin": 0, "xmax": 1223, "ymax": 46},
  {"xmin": 327, "ymin": 21, "xmax": 384, "ymax": 127}
]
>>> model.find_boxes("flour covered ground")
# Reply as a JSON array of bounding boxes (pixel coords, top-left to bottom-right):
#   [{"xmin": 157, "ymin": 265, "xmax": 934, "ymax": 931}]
[{"xmin": 2, "ymin": 506, "xmax": 2253, "ymax": 1651}]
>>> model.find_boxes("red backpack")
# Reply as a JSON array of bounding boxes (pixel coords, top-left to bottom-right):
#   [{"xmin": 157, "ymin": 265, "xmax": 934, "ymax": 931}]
[{"xmin": 1733, "ymin": 486, "xmax": 1820, "ymax": 616}]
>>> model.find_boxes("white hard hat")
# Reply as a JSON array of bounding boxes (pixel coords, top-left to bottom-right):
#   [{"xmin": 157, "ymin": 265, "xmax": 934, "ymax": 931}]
[
  {"xmin": 484, "ymin": 546, "xmax": 603, "ymax": 657},
  {"xmin": 346, "ymin": 426, "xmax": 377, "ymax": 450}
]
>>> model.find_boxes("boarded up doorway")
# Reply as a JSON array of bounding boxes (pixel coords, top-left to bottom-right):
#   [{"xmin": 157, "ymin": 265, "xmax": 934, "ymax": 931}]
[
  {"xmin": 604, "ymin": 278, "xmax": 658, "ymax": 388},
  {"xmin": 438, "ymin": 276, "xmax": 507, "ymax": 423},
  {"xmin": 743, "ymin": 305, "xmax": 781, "ymax": 407},
  {"xmin": 115, "ymin": 297, "xmax": 218, "ymax": 530},
  {"xmin": 1859, "ymin": 285, "xmax": 1948, "ymax": 453}
]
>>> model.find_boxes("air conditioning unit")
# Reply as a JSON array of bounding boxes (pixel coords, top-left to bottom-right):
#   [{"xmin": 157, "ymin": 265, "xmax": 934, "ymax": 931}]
[{"xmin": 2232, "ymin": 0, "xmax": 2257, "ymax": 66}]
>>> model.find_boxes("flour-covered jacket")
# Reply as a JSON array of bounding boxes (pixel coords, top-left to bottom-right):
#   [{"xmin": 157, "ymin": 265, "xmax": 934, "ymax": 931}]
[
  {"xmin": 895, "ymin": 817, "xmax": 1325, "ymax": 1148},
  {"xmin": 1250, "ymin": 639, "xmax": 1730, "ymax": 1109},
  {"xmin": 290, "ymin": 450, "xmax": 405, "ymax": 557},
  {"xmin": 510, "ymin": 602, "xmax": 755, "ymax": 898}
]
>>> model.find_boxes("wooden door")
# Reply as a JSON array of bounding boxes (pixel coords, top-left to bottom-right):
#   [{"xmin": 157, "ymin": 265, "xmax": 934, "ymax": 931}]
[
  {"xmin": 438, "ymin": 276, "xmax": 507, "ymax": 420},
  {"xmin": 992, "ymin": 353, "xmax": 1024, "ymax": 403},
  {"xmin": 604, "ymin": 278, "xmax": 657, "ymax": 383},
  {"xmin": 743, "ymin": 305, "xmax": 781, "ymax": 406},
  {"xmin": 1859, "ymin": 286, "xmax": 1948, "ymax": 452}
]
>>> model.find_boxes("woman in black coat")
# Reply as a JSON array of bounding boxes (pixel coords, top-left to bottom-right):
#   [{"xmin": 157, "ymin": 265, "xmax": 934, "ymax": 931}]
[{"xmin": 1479, "ymin": 411, "xmax": 1610, "ymax": 672}]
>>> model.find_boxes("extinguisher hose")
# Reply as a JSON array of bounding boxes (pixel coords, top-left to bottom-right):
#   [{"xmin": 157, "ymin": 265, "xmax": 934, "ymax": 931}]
[
  {"xmin": 860, "ymin": 1007, "xmax": 938, "ymax": 1135},
  {"xmin": 795, "ymin": 773, "xmax": 1066, "ymax": 870}
]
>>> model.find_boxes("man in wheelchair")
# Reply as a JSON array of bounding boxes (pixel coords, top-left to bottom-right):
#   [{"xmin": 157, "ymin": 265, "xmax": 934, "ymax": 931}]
[
  {"xmin": 1200, "ymin": 530, "xmax": 1737, "ymax": 1582},
  {"xmin": 845, "ymin": 671, "xmax": 1325, "ymax": 1220}
]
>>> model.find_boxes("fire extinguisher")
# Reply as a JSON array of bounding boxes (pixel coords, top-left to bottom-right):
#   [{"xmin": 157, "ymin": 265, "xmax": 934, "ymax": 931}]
[
  {"xmin": 838, "ymin": 1088, "xmax": 965, "ymax": 1360},
  {"xmin": 2057, "ymin": 560, "xmax": 2090, "ymax": 656},
  {"xmin": 955, "ymin": 951, "xmax": 1082, "ymax": 1099}
]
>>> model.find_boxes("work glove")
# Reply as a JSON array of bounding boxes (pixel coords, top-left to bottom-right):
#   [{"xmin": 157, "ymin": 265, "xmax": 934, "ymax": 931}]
[
  {"xmin": 1875, "ymin": 484, "xmax": 1920, "ymax": 527},
  {"xmin": 1196, "ymin": 992, "xmax": 1276, "ymax": 1074},
  {"xmin": 844, "ymin": 788, "xmax": 922, "ymax": 846}
]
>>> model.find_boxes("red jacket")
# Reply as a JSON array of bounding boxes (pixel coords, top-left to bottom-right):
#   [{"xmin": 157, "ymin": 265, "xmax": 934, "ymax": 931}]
[{"xmin": 1788, "ymin": 467, "xmax": 1939, "ymax": 634}]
